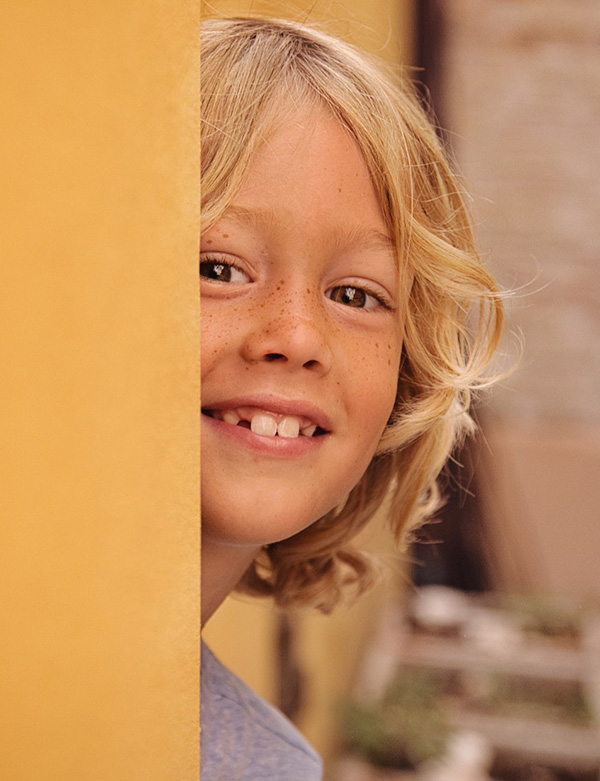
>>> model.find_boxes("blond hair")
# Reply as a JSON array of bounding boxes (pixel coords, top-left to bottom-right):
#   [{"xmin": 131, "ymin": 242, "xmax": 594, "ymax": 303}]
[{"xmin": 201, "ymin": 17, "xmax": 503, "ymax": 612}]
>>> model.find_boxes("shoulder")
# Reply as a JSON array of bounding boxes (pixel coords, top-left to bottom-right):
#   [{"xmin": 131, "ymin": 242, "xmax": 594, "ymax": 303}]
[{"xmin": 201, "ymin": 643, "xmax": 322, "ymax": 781}]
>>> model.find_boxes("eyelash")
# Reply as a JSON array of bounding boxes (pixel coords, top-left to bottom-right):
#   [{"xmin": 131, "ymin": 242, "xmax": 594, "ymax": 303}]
[{"xmin": 199, "ymin": 256, "xmax": 392, "ymax": 312}]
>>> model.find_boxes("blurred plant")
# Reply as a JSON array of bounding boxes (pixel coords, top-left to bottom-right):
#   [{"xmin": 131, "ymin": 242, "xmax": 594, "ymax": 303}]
[
  {"xmin": 338, "ymin": 671, "xmax": 449, "ymax": 769},
  {"xmin": 501, "ymin": 594, "xmax": 582, "ymax": 639},
  {"xmin": 469, "ymin": 672, "xmax": 594, "ymax": 726}
]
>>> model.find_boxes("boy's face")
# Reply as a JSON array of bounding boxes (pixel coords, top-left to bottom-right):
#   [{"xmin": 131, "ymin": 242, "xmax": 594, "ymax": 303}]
[{"xmin": 200, "ymin": 104, "xmax": 404, "ymax": 549}]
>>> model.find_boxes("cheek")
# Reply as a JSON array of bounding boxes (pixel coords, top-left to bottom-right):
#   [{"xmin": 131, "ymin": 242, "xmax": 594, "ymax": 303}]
[
  {"xmin": 354, "ymin": 337, "xmax": 402, "ymax": 407},
  {"xmin": 362, "ymin": 341, "xmax": 402, "ymax": 445},
  {"xmin": 200, "ymin": 304, "xmax": 241, "ymax": 376},
  {"xmin": 200, "ymin": 315, "xmax": 219, "ymax": 377}
]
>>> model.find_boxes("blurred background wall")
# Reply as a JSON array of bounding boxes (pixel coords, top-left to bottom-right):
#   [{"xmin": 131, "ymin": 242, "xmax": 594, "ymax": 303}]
[{"xmin": 434, "ymin": 0, "xmax": 600, "ymax": 601}]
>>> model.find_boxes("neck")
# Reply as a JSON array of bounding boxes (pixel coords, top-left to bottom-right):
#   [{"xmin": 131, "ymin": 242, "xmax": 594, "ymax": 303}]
[{"xmin": 201, "ymin": 535, "xmax": 260, "ymax": 626}]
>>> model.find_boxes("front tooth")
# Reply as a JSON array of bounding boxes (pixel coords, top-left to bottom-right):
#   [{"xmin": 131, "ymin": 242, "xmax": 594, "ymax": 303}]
[
  {"xmin": 250, "ymin": 413, "xmax": 278, "ymax": 437},
  {"xmin": 277, "ymin": 415, "xmax": 300, "ymax": 438},
  {"xmin": 222, "ymin": 410, "xmax": 240, "ymax": 425},
  {"xmin": 301, "ymin": 424, "xmax": 317, "ymax": 438}
]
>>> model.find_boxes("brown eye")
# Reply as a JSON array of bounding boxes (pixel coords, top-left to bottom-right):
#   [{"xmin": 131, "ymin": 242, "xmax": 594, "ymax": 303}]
[
  {"xmin": 328, "ymin": 284, "xmax": 388, "ymax": 311},
  {"xmin": 326, "ymin": 284, "xmax": 391, "ymax": 311},
  {"xmin": 199, "ymin": 259, "xmax": 251, "ymax": 284},
  {"xmin": 329, "ymin": 286, "xmax": 367, "ymax": 307},
  {"xmin": 200, "ymin": 261, "xmax": 230, "ymax": 281}
]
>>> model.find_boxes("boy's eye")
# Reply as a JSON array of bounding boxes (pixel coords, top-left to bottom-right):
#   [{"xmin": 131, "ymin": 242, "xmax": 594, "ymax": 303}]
[
  {"xmin": 199, "ymin": 258, "xmax": 251, "ymax": 284},
  {"xmin": 327, "ymin": 285, "xmax": 386, "ymax": 311}
]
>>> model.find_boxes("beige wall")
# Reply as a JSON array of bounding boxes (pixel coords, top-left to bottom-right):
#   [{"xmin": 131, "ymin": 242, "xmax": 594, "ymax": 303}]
[
  {"xmin": 442, "ymin": 0, "xmax": 600, "ymax": 427},
  {"xmin": 479, "ymin": 421, "xmax": 600, "ymax": 601},
  {"xmin": 440, "ymin": 0, "xmax": 600, "ymax": 603},
  {"xmin": 0, "ymin": 3, "xmax": 200, "ymax": 778}
]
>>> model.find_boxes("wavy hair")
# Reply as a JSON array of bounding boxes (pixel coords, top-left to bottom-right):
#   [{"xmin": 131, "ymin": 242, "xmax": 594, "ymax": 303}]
[{"xmin": 201, "ymin": 17, "xmax": 504, "ymax": 612}]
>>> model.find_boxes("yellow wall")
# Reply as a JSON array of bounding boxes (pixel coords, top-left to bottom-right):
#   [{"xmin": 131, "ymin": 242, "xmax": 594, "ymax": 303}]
[{"xmin": 0, "ymin": 3, "xmax": 200, "ymax": 778}]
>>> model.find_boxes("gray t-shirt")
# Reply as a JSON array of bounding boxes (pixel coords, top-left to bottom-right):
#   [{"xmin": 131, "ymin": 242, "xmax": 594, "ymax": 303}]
[{"xmin": 201, "ymin": 643, "xmax": 322, "ymax": 780}]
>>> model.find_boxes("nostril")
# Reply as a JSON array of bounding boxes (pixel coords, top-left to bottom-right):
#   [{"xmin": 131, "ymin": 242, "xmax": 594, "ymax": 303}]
[
  {"xmin": 265, "ymin": 352, "xmax": 286, "ymax": 362},
  {"xmin": 303, "ymin": 359, "xmax": 319, "ymax": 369}
]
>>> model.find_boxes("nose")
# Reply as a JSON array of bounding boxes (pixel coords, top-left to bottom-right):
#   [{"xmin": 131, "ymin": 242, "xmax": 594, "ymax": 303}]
[{"xmin": 241, "ymin": 286, "xmax": 332, "ymax": 375}]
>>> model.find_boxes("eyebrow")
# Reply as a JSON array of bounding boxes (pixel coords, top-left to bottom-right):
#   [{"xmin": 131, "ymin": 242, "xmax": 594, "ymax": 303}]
[{"xmin": 220, "ymin": 204, "xmax": 396, "ymax": 254}]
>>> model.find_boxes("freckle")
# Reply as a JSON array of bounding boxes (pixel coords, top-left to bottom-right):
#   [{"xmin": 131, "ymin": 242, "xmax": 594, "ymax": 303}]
[
  {"xmin": 222, "ymin": 233, "xmax": 229, "ymax": 238},
  {"xmin": 337, "ymin": 187, "xmax": 341, "ymax": 193},
  {"xmin": 375, "ymin": 342, "xmax": 379, "ymax": 348},
  {"xmin": 206, "ymin": 239, "xmax": 213, "ymax": 245}
]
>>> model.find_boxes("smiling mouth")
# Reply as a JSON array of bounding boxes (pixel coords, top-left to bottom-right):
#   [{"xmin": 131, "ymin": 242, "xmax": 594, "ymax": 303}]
[{"xmin": 202, "ymin": 406, "xmax": 328, "ymax": 439}]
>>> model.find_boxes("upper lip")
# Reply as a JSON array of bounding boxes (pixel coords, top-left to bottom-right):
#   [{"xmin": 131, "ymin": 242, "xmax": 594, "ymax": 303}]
[{"xmin": 201, "ymin": 393, "xmax": 333, "ymax": 432}]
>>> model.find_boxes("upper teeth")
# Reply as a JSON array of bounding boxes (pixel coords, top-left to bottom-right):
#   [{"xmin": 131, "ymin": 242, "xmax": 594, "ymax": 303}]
[
  {"xmin": 272, "ymin": 415, "xmax": 300, "ymax": 438},
  {"xmin": 217, "ymin": 409, "xmax": 318, "ymax": 438},
  {"xmin": 251, "ymin": 413, "xmax": 279, "ymax": 437}
]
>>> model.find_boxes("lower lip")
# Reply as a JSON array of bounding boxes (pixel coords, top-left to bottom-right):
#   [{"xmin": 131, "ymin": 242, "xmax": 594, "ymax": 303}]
[{"xmin": 202, "ymin": 414, "xmax": 327, "ymax": 457}]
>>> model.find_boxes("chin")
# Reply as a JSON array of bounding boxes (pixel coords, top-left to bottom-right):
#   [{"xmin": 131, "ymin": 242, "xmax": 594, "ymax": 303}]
[{"xmin": 201, "ymin": 482, "xmax": 340, "ymax": 548}]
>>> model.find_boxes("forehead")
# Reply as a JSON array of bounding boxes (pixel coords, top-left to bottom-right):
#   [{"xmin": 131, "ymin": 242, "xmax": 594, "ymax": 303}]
[
  {"xmin": 213, "ymin": 203, "xmax": 395, "ymax": 258},
  {"xmin": 227, "ymin": 103, "xmax": 390, "ymax": 240}
]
